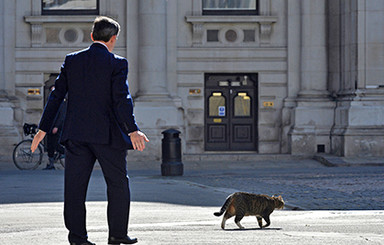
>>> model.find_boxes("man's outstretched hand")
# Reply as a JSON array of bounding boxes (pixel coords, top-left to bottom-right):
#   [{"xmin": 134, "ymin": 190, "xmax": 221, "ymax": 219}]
[
  {"xmin": 31, "ymin": 129, "xmax": 149, "ymax": 152},
  {"xmin": 129, "ymin": 131, "xmax": 149, "ymax": 151},
  {"xmin": 31, "ymin": 130, "xmax": 46, "ymax": 153}
]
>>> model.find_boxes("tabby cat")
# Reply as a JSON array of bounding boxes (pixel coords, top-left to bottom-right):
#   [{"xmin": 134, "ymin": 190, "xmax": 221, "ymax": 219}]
[{"xmin": 214, "ymin": 192, "xmax": 284, "ymax": 229}]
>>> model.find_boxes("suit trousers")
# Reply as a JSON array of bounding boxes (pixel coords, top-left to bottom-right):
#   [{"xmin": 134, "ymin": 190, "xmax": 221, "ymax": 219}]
[{"xmin": 64, "ymin": 140, "xmax": 130, "ymax": 243}]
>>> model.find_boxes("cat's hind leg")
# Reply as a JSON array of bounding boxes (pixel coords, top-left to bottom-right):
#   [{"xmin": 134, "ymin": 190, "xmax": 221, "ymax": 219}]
[
  {"xmin": 234, "ymin": 214, "xmax": 245, "ymax": 229},
  {"xmin": 221, "ymin": 211, "xmax": 233, "ymax": 229},
  {"xmin": 256, "ymin": 215, "xmax": 263, "ymax": 228}
]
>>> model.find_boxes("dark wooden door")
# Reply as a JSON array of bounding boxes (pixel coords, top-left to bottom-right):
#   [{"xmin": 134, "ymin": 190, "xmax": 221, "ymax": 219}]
[{"xmin": 205, "ymin": 74, "xmax": 257, "ymax": 151}]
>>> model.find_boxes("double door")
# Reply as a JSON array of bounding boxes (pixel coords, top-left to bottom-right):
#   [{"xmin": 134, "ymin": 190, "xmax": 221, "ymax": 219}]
[{"xmin": 205, "ymin": 74, "xmax": 258, "ymax": 151}]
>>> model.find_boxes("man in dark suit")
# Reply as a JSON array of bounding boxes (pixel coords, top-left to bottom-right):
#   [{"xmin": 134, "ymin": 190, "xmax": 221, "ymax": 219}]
[{"xmin": 31, "ymin": 16, "xmax": 148, "ymax": 245}]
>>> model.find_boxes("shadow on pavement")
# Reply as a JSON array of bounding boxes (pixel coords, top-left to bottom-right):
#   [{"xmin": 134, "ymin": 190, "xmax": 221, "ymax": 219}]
[
  {"xmin": 223, "ymin": 227, "xmax": 282, "ymax": 231},
  {"xmin": 0, "ymin": 169, "xmax": 228, "ymax": 207}
]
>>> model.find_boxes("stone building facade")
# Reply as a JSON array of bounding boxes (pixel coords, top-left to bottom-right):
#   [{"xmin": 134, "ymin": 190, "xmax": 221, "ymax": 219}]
[{"xmin": 1, "ymin": 0, "xmax": 384, "ymax": 161}]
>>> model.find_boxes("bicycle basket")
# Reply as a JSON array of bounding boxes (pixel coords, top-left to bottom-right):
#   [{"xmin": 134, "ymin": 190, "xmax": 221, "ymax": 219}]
[{"xmin": 23, "ymin": 123, "xmax": 38, "ymax": 136}]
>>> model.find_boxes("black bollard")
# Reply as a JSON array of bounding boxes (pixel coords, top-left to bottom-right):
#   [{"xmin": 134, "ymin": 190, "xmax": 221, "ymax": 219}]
[{"xmin": 161, "ymin": 129, "xmax": 183, "ymax": 176}]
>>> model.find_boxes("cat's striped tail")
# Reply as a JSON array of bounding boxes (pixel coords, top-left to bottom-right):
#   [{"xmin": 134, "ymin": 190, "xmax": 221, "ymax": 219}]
[{"xmin": 214, "ymin": 194, "xmax": 233, "ymax": 216}]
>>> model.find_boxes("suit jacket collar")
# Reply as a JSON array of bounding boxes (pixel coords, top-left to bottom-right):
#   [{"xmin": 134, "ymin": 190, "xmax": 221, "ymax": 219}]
[{"xmin": 91, "ymin": 42, "xmax": 109, "ymax": 52}]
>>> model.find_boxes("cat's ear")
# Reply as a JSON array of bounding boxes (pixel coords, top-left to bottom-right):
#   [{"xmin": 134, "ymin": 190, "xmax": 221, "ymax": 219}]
[{"xmin": 278, "ymin": 195, "xmax": 283, "ymax": 200}]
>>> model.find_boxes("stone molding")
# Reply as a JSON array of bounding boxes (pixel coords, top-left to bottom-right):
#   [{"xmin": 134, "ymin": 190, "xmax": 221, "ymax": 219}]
[
  {"xmin": 25, "ymin": 15, "xmax": 96, "ymax": 23},
  {"xmin": 185, "ymin": 15, "xmax": 277, "ymax": 45},
  {"xmin": 24, "ymin": 15, "xmax": 95, "ymax": 47}
]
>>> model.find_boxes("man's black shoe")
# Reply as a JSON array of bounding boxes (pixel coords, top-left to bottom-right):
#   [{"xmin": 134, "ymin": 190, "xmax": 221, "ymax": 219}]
[
  {"xmin": 70, "ymin": 240, "xmax": 95, "ymax": 245},
  {"xmin": 108, "ymin": 236, "xmax": 138, "ymax": 244}
]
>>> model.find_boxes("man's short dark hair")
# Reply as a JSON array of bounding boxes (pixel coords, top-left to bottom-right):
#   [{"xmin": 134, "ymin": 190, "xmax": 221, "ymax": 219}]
[{"xmin": 92, "ymin": 16, "xmax": 120, "ymax": 42}]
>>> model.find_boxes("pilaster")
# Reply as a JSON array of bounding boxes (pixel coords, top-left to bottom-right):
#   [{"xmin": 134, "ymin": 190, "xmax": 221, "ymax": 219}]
[
  {"xmin": 0, "ymin": 1, "xmax": 19, "ymax": 161},
  {"xmin": 281, "ymin": 0, "xmax": 300, "ymax": 153},
  {"xmin": 132, "ymin": 0, "xmax": 183, "ymax": 161},
  {"xmin": 290, "ymin": 0, "xmax": 335, "ymax": 155},
  {"xmin": 137, "ymin": 0, "xmax": 169, "ymax": 99},
  {"xmin": 330, "ymin": 0, "xmax": 384, "ymax": 157}
]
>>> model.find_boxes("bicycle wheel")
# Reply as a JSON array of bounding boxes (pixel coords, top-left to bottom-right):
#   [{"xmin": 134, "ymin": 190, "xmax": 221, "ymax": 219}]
[{"xmin": 13, "ymin": 139, "xmax": 43, "ymax": 170}]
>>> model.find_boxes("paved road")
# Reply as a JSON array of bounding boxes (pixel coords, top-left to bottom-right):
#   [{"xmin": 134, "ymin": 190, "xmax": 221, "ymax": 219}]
[
  {"xmin": 1, "ymin": 158, "xmax": 384, "ymax": 210},
  {"xmin": 1, "ymin": 159, "xmax": 384, "ymax": 245},
  {"xmin": 1, "ymin": 202, "xmax": 383, "ymax": 245},
  {"xmin": 1, "ymin": 158, "xmax": 384, "ymax": 244},
  {"xmin": 182, "ymin": 163, "xmax": 384, "ymax": 210}
]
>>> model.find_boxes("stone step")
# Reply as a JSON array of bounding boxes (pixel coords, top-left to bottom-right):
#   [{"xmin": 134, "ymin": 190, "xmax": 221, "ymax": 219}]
[{"xmin": 183, "ymin": 153, "xmax": 306, "ymax": 162}]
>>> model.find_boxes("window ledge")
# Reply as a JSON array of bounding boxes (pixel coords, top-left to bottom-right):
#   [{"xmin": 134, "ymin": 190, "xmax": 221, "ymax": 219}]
[
  {"xmin": 186, "ymin": 15, "xmax": 277, "ymax": 23},
  {"xmin": 24, "ymin": 15, "xmax": 96, "ymax": 24}
]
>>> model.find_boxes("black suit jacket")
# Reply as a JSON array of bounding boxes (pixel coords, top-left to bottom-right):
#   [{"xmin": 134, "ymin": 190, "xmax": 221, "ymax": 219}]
[{"xmin": 39, "ymin": 43, "xmax": 138, "ymax": 149}]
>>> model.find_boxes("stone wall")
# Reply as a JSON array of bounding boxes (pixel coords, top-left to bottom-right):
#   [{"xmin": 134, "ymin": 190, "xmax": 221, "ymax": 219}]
[{"xmin": 0, "ymin": 0, "xmax": 384, "ymax": 161}]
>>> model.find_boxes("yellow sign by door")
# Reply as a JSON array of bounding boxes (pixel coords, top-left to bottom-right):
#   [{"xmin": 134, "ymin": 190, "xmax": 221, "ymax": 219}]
[
  {"xmin": 27, "ymin": 89, "xmax": 40, "ymax": 95},
  {"xmin": 263, "ymin": 101, "xmax": 274, "ymax": 107}
]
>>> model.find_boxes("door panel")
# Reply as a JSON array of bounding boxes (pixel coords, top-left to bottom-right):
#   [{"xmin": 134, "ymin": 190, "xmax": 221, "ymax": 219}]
[
  {"xmin": 233, "ymin": 124, "xmax": 252, "ymax": 142},
  {"xmin": 205, "ymin": 73, "xmax": 258, "ymax": 151},
  {"xmin": 208, "ymin": 124, "xmax": 227, "ymax": 142},
  {"xmin": 205, "ymin": 87, "xmax": 230, "ymax": 150},
  {"xmin": 230, "ymin": 87, "xmax": 255, "ymax": 150}
]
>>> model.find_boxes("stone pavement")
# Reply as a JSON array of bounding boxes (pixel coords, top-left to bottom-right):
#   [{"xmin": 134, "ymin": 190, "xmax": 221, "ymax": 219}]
[
  {"xmin": 180, "ymin": 159, "xmax": 384, "ymax": 210},
  {"xmin": 0, "ymin": 157, "xmax": 384, "ymax": 244},
  {"xmin": 1, "ymin": 202, "xmax": 383, "ymax": 245},
  {"xmin": 314, "ymin": 154, "xmax": 384, "ymax": 167}
]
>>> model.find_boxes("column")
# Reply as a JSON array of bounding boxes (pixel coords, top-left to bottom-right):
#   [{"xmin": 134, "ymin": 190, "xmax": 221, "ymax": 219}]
[
  {"xmin": 0, "ymin": 0, "xmax": 5, "ymax": 92},
  {"xmin": 137, "ymin": 0, "xmax": 169, "ymax": 99},
  {"xmin": 0, "ymin": 0, "xmax": 19, "ymax": 159},
  {"xmin": 126, "ymin": 0, "xmax": 139, "ymax": 95},
  {"xmin": 281, "ymin": 0, "xmax": 301, "ymax": 153},
  {"xmin": 299, "ymin": 0, "xmax": 328, "ymax": 97},
  {"xmin": 290, "ymin": 0, "xmax": 335, "ymax": 155},
  {"xmin": 330, "ymin": 1, "xmax": 384, "ymax": 157},
  {"xmin": 130, "ymin": 0, "xmax": 182, "ymax": 162}
]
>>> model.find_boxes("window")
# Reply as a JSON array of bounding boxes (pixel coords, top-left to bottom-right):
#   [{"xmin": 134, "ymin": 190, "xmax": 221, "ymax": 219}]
[
  {"xmin": 42, "ymin": 0, "xmax": 99, "ymax": 15},
  {"xmin": 209, "ymin": 92, "xmax": 226, "ymax": 117},
  {"xmin": 234, "ymin": 92, "xmax": 251, "ymax": 117},
  {"xmin": 202, "ymin": 0, "xmax": 258, "ymax": 15}
]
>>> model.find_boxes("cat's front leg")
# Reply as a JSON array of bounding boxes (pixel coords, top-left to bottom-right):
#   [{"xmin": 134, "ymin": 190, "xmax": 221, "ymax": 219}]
[
  {"xmin": 262, "ymin": 215, "xmax": 271, "ymax": 228},
  {"xmin": 235, "ymin": 221, "xmax": 245, "ymax": 229},
  {"xmin": 256, "ymin": 215, "xmax": 263, "ymax": 228}
]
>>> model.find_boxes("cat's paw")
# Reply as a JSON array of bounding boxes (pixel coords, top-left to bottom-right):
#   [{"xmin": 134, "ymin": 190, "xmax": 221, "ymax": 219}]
[{"xmin": 236, "ymin": 222, "xmax": 245, "ymax": 229}]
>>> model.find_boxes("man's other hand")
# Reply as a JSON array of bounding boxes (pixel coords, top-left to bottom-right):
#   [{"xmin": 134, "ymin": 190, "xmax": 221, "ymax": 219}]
[
  {"xmin": 129, "ymin": 131, "xmax": 149, "ymax": 151},
  {"xmin": 31, "ymin": 130, "xmax": 46, "ymax": 153}
]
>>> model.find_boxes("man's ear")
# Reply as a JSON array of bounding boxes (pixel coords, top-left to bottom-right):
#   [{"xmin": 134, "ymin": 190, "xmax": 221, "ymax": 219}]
[{"xmin": 91, "ymin": 33, "xmax": 94, "ymax": 41}]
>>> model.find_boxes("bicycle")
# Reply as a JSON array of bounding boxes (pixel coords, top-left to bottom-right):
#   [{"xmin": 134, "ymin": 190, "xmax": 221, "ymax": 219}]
[{"xmin": 12, "ymin": 123, "xmax": 65, "ymax": 170}]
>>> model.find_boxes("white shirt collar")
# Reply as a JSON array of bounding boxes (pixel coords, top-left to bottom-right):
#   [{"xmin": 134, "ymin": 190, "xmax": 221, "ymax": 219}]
[{"xmin": 93, "ymin": 41, "xmax": 109, "ymax": 51}]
